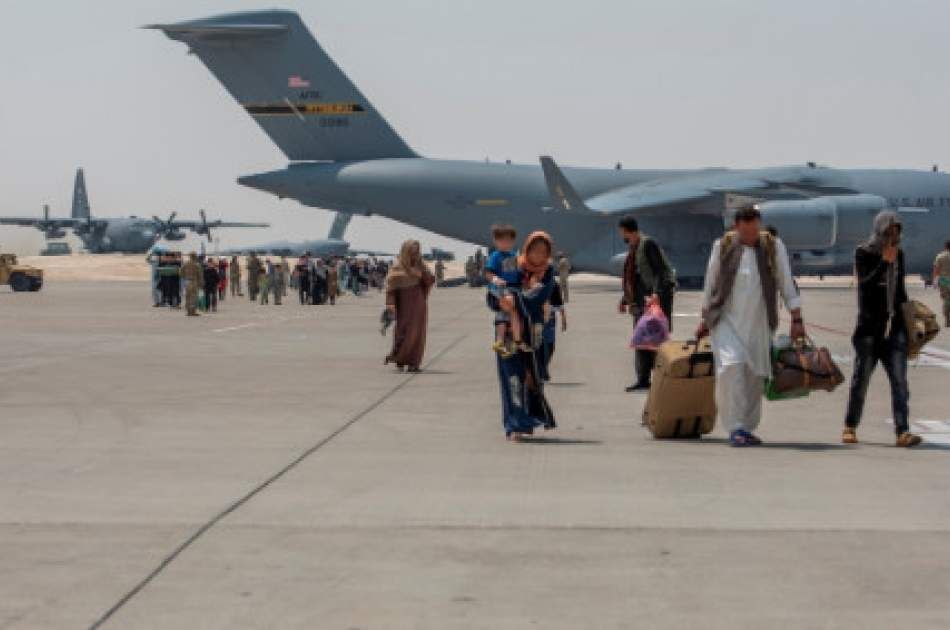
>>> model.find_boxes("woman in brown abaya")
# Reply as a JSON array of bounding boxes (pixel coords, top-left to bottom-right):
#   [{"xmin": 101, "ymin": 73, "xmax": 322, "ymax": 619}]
[{"xmin": 384, "ymin": 240, "xmax": 435, "ymax": 372}]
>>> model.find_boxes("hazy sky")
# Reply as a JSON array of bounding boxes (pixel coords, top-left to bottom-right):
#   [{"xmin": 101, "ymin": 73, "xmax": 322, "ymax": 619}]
[{"xmin": 3, "ymin": 0, "xmax": 949, "ymax": 254}]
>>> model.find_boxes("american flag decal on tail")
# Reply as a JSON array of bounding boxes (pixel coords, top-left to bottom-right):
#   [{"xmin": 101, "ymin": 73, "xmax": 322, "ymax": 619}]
[{"xmin": 288, "ymin": 75, "xmax": 310, "ymax": 88}]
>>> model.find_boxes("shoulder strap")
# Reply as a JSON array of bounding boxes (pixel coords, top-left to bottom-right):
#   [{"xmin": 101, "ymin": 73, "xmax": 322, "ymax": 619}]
[{"xmin": 759, "ymin": 231, "xmax": 777, "ymax": 277}]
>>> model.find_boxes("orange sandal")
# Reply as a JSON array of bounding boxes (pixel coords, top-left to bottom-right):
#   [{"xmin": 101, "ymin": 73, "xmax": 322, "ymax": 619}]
[
  {"xmin": 842, "ymin": 428, "xmax": 858, "ymax": 444},
  {"xmin": 896, "ymin": 432, "xmax": 922, "ymax": 448}
]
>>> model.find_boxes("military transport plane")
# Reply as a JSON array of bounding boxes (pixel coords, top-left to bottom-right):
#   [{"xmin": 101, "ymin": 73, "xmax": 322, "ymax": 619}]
[
  {"xmin": 1, "ymin": 169, "xmax": 269, "ymax": 254},
  {"xmin": 150, "ymin": 10, "xmax": 950, "ymax": 283},
  {"xmin": 223, "ymin": 211, "xmax": 390, "ymax": 258}
]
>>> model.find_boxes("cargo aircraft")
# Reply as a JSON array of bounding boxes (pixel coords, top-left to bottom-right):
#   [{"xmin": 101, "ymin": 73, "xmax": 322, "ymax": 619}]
[
  {"xmin": 151, "ymin": 10, "xmax": 950, "ymax": 283},
  {"xmin": 1, "ymin": 169, "xmax": 269, "ymax": 254}
]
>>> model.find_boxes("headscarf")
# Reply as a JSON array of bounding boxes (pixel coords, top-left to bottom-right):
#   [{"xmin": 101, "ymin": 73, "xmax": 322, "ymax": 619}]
[
  {"xmin": 385, "ymin": 239, "xmax": 428, "ymax": 291},
  {"xmin": 518, "ymin": 231, "xmax": 554, "ymax": 277},
  {"xmin": 867, "ymin": 210, "xmax": 902, "ymax": 321}
]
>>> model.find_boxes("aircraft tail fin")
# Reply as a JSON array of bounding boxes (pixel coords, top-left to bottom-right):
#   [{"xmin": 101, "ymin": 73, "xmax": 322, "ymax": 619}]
[
  {"xmin": 71, "ymin": 168, "xmax": 90, "ymax": 219},
  {"xmin": 540, "ymin": 156, "xmax": 593, "ymax": 214},
  {"xmin": 327, "ymin": 212, "xmax": 352, "ymax": 240},
  {"xmin": 148, "ymin": 11, "xmax": 416, "ymax": 162}
]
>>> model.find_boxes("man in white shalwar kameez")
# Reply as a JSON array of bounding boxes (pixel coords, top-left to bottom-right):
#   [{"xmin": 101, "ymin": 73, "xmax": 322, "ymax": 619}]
[{"xmin": 698, "ymin": 206, "xmax": 805, "ymax": 446}]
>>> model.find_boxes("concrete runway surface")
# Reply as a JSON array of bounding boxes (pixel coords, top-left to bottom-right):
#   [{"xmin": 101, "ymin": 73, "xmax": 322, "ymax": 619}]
[{"xmin": 1, "ymin": 278, "xmax": 949, "ymax": 629}]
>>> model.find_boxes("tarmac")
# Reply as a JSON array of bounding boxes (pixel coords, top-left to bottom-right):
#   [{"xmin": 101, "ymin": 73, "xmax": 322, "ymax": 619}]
[{"xmin": 1, "ymin": 275, "xmax": 949, "ymax": 629}]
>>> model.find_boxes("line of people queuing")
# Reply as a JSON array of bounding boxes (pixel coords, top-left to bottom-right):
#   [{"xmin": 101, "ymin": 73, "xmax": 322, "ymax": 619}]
[
  {"xmin": 148, "ymin": 250, "xmax": 231, "ymax": 315},
  {"xmin": 288, "ymin": 253, "xmax": 389, "ymax": 305},
  {"xmin": 148, "ymin": 250, "xmax": 391, "ymax": 315}
]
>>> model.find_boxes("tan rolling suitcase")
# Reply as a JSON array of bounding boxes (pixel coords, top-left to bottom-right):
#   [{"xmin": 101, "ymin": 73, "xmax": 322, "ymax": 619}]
[{"xmin": 643, "ymin": 339, "xmax": 717, "ymax": 439}]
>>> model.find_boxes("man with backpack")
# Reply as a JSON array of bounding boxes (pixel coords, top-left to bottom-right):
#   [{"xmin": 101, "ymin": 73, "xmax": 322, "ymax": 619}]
[{"xmin": 617, "ymin": 215, "xmax": 676, "ymax": 392}]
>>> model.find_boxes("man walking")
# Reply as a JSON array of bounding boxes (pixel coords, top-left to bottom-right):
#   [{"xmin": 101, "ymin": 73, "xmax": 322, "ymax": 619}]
[
  {"xmin": 842, "ymin": 211, "xmax": 921, "ymax": 447},
  {"xmin": 697, "ymin": 206, "xmax": 803, "ymax": 447},
  {"xmin": 271, "ymin": 259, "xmax": 283, "ymax": 305},
  {"xmin": 181, "ymin": 253, "xmax": 202, "ymax": 317},
  {"xmin": 617, "ymin": 215, "xmax": 676, "ymax": 391},
  {"xmin": 203, "ymin": 257, "xmax": 220, "ymax": 313},
  {"xmin": 230, "ymin": 255, "xmax": 242, "ymax": 297},
  {"xmin": 247, "ymin": 252, "xmax": 261, "ymax": 302},
  {"xmin": 280, "ymin": 256, "xmax": 291, "ymax": 297},
  {"xmin": 934, "ymin": 240, "xmax": 950, "ymax": 327},
  {"xmin": 296, "ymin": 254, "xmax": 311, "ymax": 304}
]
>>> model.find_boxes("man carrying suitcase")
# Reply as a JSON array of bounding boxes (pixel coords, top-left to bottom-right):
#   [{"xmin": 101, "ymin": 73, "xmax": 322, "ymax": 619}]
[
  {"xmin": 617, "ymin": 215, "xmax": 676, "ymax": 392},
  {"xmin": 696, "ymin": 206, "xmax": 804, "ymax": 447}
]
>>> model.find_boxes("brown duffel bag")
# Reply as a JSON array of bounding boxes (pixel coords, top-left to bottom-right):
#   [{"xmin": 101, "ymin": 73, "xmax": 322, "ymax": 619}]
[
  {"xmin": 771, "ymin": 337, "xmax": 844, "ymax": 394},
  {"xmin": 902, "ymin": 300, "xmax": 940, "ymax": 358}
]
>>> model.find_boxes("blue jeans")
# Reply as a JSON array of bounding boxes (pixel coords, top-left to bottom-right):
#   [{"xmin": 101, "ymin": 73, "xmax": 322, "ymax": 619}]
[{"xmin": 844, "ymin": 329, "xmax": 910, "ymax": 435}]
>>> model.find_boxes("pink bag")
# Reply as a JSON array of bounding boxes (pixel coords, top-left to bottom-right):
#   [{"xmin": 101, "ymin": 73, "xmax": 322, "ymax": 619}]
[{"xmin": 630, "ymin": 298, "xmax": 670, "ymax": 350}]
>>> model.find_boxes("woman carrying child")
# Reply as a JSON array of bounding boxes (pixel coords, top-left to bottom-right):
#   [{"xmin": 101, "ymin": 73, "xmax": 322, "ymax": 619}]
[{"xmin": 489, "ymin": 231, "xmax": 558, "ymax": 441}]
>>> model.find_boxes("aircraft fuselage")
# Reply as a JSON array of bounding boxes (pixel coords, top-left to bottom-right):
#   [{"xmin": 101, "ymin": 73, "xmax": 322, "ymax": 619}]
[{"xmin": 239, "ymin": 159, "xmax": 950, "ymax": 279}]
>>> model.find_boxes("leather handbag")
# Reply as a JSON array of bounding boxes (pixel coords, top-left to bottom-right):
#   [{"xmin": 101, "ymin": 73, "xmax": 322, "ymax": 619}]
[
  {"xmin": 769, "ymin": 337, "xmax": 844, "ymax": 397},
  {"xmin": 902, "ymin": 300, "xmax": 940, "ymax": 358}
]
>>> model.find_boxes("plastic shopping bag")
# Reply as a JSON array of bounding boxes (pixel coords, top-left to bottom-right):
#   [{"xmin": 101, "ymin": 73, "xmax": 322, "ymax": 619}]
[{"xmin": 630, "ymin": 297, "xmax": 670, "ymax": 350}]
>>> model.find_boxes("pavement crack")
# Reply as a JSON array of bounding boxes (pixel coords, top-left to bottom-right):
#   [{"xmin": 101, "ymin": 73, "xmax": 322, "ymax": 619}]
[{"xmin": 87, "ymin": 331, "xmax": 468, "ymax": 629}]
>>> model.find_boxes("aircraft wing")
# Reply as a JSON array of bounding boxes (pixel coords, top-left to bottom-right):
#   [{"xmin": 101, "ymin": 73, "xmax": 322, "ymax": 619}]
[
  {"xmin": 349, "ymin": 248, "xmax": 395, "ymax": 257},
  {"xmin": 0, "ymin": 217, "xmax": 85, "ymax": 228},
  {"xmin": 541, "ymin": 157, "xmax": 857, "ymax": 216},
  {"xmin": 171, "ymin": 220, "xmax": 270, "ymax": 230}
]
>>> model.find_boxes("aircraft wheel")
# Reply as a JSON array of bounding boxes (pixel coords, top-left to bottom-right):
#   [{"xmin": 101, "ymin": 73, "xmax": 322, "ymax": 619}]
[{"xmin": 10, "ymin": 273, "xmax": 29, "ymax": 292}]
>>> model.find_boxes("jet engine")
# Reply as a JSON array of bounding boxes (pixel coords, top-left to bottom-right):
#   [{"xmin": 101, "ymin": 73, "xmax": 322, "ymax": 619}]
[
  {"xmin": 751, "ymin": 194, "xmax": 886, "ymax": 250},
  {"xmin": 164, "ymin": 230, "xmax": 186, "ymax": 241}
]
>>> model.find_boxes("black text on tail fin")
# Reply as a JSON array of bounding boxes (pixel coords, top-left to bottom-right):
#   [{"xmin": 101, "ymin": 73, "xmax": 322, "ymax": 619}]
[
  {"xmin": 71, "ymin": 168, "xmax": 90, "ymax": 219},
  {"xmin": 327, "ymin": 212, "xmax": 352, "ymax": 240},
  {"xmin": 149, "ymin": 11, "xmax": 416, "ymax": 162}
]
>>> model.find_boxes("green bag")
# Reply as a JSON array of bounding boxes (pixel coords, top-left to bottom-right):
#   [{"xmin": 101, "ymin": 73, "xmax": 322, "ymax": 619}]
[{"xmin": 764, "ymin": 342, "xmax": 811, "ymax": 402}]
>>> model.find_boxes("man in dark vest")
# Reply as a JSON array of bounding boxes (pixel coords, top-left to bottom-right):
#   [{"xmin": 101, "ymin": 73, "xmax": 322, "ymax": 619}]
[
  {"xmin": 617, "ymin": 215, "xmax": 677, "ymax": 391},
  {"xmin": 697, "ymin": 206, "xmax": 804, "ymax": 447}
]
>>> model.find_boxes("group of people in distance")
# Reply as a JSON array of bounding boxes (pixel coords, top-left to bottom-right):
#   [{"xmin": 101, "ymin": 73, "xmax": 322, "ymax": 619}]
[{"xmin": 148, "ymin": 250, "xmax": 233, "ymax": 315}]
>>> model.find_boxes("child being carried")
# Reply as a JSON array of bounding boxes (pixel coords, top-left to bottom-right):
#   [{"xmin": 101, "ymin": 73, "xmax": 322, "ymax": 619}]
[{"xmin": 485, "ymin": 224, "xmax": 528, "ymax": 357}]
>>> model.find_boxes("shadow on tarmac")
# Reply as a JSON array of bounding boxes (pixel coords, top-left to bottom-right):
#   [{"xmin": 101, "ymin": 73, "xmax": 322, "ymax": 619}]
[{"xmin": 520, "ymin": 436, "xmax": 603, "ymax": 446}]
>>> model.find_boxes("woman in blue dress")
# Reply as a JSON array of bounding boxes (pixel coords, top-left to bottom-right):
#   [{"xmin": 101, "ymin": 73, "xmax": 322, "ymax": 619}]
[{"xmin": 489, "ymin": 231, "xmax": 558, "ymax": 441}]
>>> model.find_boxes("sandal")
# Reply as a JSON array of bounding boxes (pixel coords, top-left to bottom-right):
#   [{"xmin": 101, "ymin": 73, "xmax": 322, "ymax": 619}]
[
  {"xmin": 896, "ymin": 432, "xmax": 922, "ymax": 448},
  {"xmin": 729, "ymin": 430, "xmax": 752, "ymax": 447},
  {"xmin": 842, "ymin": 428, "xmax": 858, "ymax": 444},
  {"xmin": 729, "ymin": 429, "xmax": 762, "ymax": 447}
]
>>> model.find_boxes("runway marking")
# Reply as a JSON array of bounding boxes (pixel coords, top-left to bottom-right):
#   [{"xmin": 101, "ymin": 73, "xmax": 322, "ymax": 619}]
[
  {"xmin": 211, "ymin": 314, "xmax": 311, "ymax": 334},
  {"xmin": 211, "ymin": 323, "xmax": 260, "ymax": 333},
  {"xmin": 885, "ymin": 418, "xmax": 950, "ymax": 447},
  {"xmin": 87, "ymin": 331, "xmax": 469, "ymax": 630}
]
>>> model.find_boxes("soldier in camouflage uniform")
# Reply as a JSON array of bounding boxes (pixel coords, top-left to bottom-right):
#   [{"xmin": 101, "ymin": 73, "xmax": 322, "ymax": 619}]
[
  {"xmin": 230, "ymin": 255, "xmax": 242, "ymax": 297},
  {"xmin": 180, "ymin": 253, "xmax": 203, "ymax": 317}
]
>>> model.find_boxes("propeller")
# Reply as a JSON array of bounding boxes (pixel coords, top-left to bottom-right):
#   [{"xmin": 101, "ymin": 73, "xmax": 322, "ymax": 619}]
[
  {"xmin": 151, "ymin": 212, "xmax": 179, "ymax": 238},
  {"xmin": 198, "ymin": 209, "xmax": 213, "ymax": 242}
]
